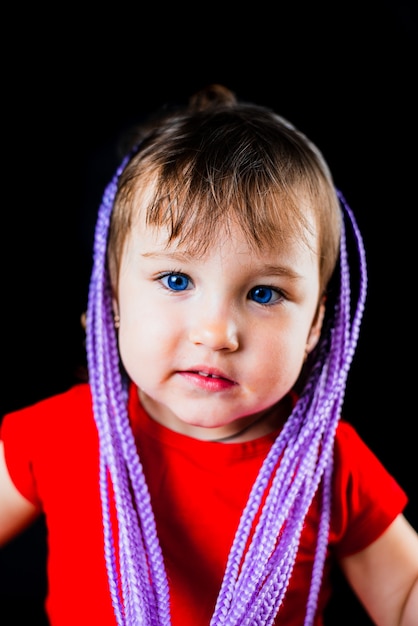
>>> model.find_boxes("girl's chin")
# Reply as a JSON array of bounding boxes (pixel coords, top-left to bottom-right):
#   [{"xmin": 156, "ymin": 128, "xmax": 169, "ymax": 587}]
[
  {"xmin": 149, "ymin": 408, "xmax": 250, "ymax": 440},
  {"xmin": 138, "ymin": 390, "xmax": 274, "ymax": 439},
  {"xmin": 157, "ymin": 415, "xmax": 239, "ymax": 439},
  {"xmin": 152, "ymin": 408, "xmax": 274, "ymax": 442}
]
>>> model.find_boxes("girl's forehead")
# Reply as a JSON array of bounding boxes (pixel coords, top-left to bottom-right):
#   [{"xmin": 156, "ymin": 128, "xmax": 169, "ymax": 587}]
[
  {"xmin": 128, "ymin": 183, "xmax": 319, "ymax": 248},
  {"xmin": 127, "ymin": 208, "xmax": 320, "ymax": 268}
]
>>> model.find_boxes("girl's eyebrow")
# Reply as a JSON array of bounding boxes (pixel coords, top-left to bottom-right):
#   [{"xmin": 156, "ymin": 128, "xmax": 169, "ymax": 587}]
[
  {"xmin": 258, "ymin": 264, "xmax": 303, "ymax": 280},
  {"xmin": 140, "ymin": 250, "xmax": 196, "ymax": 261},
  {"xmin": 141, "ymin": 250, "xmax": 303, "ymax": 280}
]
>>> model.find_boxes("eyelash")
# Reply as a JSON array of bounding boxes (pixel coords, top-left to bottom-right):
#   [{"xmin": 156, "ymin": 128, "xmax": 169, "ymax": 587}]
[{"xmin": 157, "ymin": 271, "xmax": 285, "ymax": 306}]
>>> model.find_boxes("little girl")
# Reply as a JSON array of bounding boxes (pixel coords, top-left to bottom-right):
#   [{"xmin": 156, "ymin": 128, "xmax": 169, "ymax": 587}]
[{"xmin": 1, "ymin": 84, "xmax": 417, "ymax": 625}]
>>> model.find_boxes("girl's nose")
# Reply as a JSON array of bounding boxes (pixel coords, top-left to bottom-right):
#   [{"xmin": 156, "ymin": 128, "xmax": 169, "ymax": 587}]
[{"xmin": 189, "ymin": 313, "xmax": 239, "ymax": 352}]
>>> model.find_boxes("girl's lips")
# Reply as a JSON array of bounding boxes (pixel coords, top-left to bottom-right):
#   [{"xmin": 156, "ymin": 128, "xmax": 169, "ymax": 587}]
[{"xmin": 178, "ymin": 369, "xmax": 237, "ymax": 391}]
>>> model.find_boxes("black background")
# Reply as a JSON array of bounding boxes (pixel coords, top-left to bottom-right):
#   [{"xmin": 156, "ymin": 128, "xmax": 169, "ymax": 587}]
[{"xmin": 1, "ymin": 2, "xmax": 417, "ymax": 624}]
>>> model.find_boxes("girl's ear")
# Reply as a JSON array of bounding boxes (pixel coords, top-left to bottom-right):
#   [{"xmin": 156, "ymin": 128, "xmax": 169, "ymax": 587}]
[
  {"xmin": 112, "ymin": 298, "xmax": 120, "ymax": 329},
  {"xmin": 306, "ymin": 297, "xmax": 326, "ymax": 355}
]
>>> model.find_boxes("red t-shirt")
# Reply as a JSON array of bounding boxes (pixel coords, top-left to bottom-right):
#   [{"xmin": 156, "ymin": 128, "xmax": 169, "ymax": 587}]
[{"xmin": 1, "ymin": 383, "xmax": 408, "ymax": 625}]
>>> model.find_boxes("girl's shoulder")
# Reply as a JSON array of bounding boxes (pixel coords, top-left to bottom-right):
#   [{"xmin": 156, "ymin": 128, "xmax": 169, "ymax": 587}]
[
  {"xmin": 0, "ymin": 383, "xmax": 97, "ymax": 506},
  {"xmin": 0, "ymin": 383, "xmax": 96, "ymax": 469},
  {"xmin": 331, "ymin": 419, "xmax": 408, "ymax": 556}
]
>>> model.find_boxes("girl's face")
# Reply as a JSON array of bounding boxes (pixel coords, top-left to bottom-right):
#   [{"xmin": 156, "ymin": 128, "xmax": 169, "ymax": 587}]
[{"xmin": 115, "ymin": 208, "xmax": 325, "ymax": 441}]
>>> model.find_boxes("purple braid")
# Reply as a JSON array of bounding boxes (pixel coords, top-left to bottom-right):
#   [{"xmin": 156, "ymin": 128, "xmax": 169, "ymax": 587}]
[
  {"xmin": 86, "ymin": 157, "xmax": 171, "ymax": 626},
  {"xmin": 86, "ymin": 145, "xmax": 367, "ymax": 626},
  {"xmin": 210, "ymin": 192, "xmax": 367, "ymax": 626}
]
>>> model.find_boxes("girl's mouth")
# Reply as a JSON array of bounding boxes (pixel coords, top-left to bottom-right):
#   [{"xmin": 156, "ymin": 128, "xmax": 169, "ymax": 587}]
[
  {"xmin": 197, "ymin": 371, "xmax": 222, "ymax": 378},
  {"xmin": 179, "ymin": 369, "xmax": 237, "ymax": 391}
]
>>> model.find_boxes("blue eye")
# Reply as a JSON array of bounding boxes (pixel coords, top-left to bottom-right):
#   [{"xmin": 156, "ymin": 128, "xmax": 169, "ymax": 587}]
[
  {"xmin": 249, "ymin": 286, "xmax": 279, "ymax": 304},
  {"xmin": 161, "ymin": 273, "xmax": 191, "ymax": 291}
]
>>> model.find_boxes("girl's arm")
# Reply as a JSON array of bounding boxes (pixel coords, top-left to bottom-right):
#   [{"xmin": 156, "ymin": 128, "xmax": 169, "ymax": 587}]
[
  {"xmin": 0, "ymin": 441, "xmax": 40, "ymax": 546},
  {"xmin": 340, "ymin": 513, "xmax": 418, "ymax": 626}
]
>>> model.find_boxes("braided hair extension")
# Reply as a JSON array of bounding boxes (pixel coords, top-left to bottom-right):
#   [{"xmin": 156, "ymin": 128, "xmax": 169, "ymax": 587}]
[
  {"xmin": 210, "ymin": 191, "xmax": 367, "ymax": 626},
  {"xmin": 86, "ymin": 156, "xmax": 171, "ymax": 626},
  {"xmin": 86, "ymin": 150, "xmax": 367, "ymax": 625}
]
